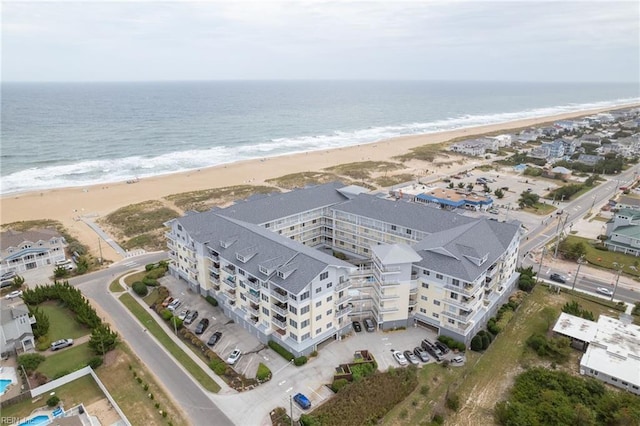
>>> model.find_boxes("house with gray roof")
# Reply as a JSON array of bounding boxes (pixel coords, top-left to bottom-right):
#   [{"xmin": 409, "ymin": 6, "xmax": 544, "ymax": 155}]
[
  {"xmin": 1, "ymin": 229, "xmax": 67, "ymax": 275},
  {"xmin": 166, "ymin": 182, "xmax": 521, "ymax": 353},
  {"xmin": 1, "ymin": 302, "xmax": 36, "ymax": 355},
  {"xmin": 604, "ymin": 208, "xmax": 640, "ymax": 256}
]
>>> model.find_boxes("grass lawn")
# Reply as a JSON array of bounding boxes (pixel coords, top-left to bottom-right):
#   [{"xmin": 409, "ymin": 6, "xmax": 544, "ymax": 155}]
[
  {"xmin": 143, "ymin": 286, "xmax": 161, "ymax": 306},
  {"xmin": 97, "ymin": 345, "xmax": 188, "ymax": 426},
  {"xmin": 118, "ymin": 293, "xmax": 221, "ymax": 393},
  {"xmin": 1, "ymin": 375, "xmax": 105, "ymax": 420},
  {"xmin": 39, "ymin": 301, "xmax": 91, "ymax": 341},
  {"xmin": 38, "ymin": 342, "xmax": 95, "ymax": 378},
  {"xmin": 564, "ymin": 235, "xmax": 640, "ymax": 277},
  {"xmin": 124, "ymin": 270, "xmax": 147, "ymax": 286},
  {"xmin": 109, "ymin": 279, "xmax": 124, "ymax": 292},
  {"xmin": 522, "ymin": 202, "xmax": 556, "ymax": 215}
]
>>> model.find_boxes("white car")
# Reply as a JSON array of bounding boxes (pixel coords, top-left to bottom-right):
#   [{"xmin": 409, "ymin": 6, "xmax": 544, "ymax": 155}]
[
  {"xmin": 596, "ymin": 287, "xmax": 613, "ymax": 296},
  {"xmin": 391, "ymin": 349, "xmax": 408, "ymax": 366},
  {"xmin": 226, "ymin": 349, "xmax": 242, "ymax": 365},
  {"xmin": 178, "ymin": 309, "xmax": 190, "ymax": 321},
  {"xmin": 5, "ymin": 290, "xmax": 23, "ymax": 300}
]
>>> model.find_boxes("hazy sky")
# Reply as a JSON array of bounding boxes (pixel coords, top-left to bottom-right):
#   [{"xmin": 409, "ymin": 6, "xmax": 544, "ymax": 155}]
[{"xmin": 2, "ymin": 1, "xmax": 639, "ymax": 82}]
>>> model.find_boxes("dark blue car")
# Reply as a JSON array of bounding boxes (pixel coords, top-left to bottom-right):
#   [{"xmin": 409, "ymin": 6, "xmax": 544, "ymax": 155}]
[{"xmin": 293, "ymin": 393, "xmax": 311, "ymax": 409}]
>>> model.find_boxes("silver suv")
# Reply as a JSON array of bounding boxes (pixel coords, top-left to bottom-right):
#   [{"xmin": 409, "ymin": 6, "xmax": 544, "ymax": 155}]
[{"xmin": 51, "ymin": 339, "xmax": 74, "ymax": 351}]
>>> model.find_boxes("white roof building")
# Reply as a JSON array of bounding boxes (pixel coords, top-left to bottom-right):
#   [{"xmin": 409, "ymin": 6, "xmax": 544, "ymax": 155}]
[{"xmin": 554, "ymin": 313, "xmax": 640, "ymax": 395}]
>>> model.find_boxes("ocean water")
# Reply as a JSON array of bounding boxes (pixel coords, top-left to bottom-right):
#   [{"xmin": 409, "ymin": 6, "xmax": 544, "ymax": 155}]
[{"xmin": 1, "ymin": 80, "xmax": 638, "ymax": 195}]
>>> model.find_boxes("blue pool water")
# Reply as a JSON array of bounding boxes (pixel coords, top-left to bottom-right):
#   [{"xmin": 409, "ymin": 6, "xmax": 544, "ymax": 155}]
[
  {"xmin": 0, "ymin": 379, "xmax": 11, "ymax": 394},
  {"xmin": 18, "ymin": 415, "xmax": 50, "ymax": 426}
]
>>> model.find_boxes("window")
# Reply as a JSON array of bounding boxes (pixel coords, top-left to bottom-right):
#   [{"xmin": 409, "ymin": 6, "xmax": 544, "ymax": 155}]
[
  {"xmin": 420, "ymin": 308, "xmax": 426, "ymax": 313},
  {"xmin": 363, "ymin": 248, "xmax": 369, "ymax": 253},
  {"xmin": 177, "ymin": 224, "xmax": 182, "ymax": 231},
  {"xmin": 432, "ymin": 313, "xmax": 439, "ymax": 318},
  {"xmin": 326, "ymin": 309, "xmax": 332, "ymax": 315},
  {"xmin": 290, "ymin": 333, "xmax": 298, "ymax": 341},
  {"xmin": 302, "ymin": 332, "xmax": 311, "ymax": 340},
  {"xmin": 265, "ymin": 223, "xmax": 270, "ymax": 228},
  {"xmin": 433, "ymin": 300, "xmax": 441, "ymax": 306},
  {"xmin": 612, "ymin": 378, "xmax": 618, "ymax": 382},
  {"xmin": 326, "ymin": 323, "xmax": 332, "ymax": 329},
  {"xmin": 289, "ymin": 305, "xmax": 297, "ymax": 314},
  {"xmin": 436, "ymin": 274, "xmax": 443, "ymax": 280},
  {"xmin": 262, "ymin": 294, "xmax": 269, "ymax": 302},
  {"xmin": 316, "ymin": 314, "xmax": 322, "ymax": 321},
  {"xmin": 315, "ymin": 301, "xmax": 321, "ymax": 308},
  {"xmin": 320, "ymin": 271, "xmax": 329, "ymax": 280},
  {"xmin": 423, "ymin": 270, "xmax": 430, "ymax": 275},
  {"xmin": 239, "ymin": 281, "xmax": 246, "ymax": 289},
  {"xmin": 262, "ymin": 307, "xmax": 269, "ymax": 315},
  {"xmin": 452, "ymin": 279, "xmax": 459, "ymax": 286},
  {"xmin": 301, "ymin": 305, "xmax": 310, "ymax": 314},
  {"xmin": 421, "ymin": 283, "xmax": 429, "ymax": 289},
  {"xmin": 421, "ymin": 295, "xmax": 428, "ymax": 301},
  {"xmin": 290, "ymin": 226, "xmax": 295, "ymax": 231},
  {"xmin": 240, "ymin": 293, "xmax": 246, "ymax": 301},
  {"xmin": 326, "ymin": 295, "xmax": 333, "ymax": 302},
  {"xmin": 301, "ymin": 320, "xmax": 309, "ymax": 328},
  {"xmin": 450, "ymin": 293, "xmax": 458, "ymax": 300},
  {"xmin": 316, "ymin": 287, "xmax": 322, "ymax": 294},
  {"xmin": 391, "ymin": 225, "xmax": 397, "ymax": 231},
  {"xmin": 316, "ymin": 328, "xmax": 322, "ymax": 334},
  {"xmin": 312, "ymin": 219, "xmax": 317, "ymax": 224},
  {"xmin": 300, "ymin": 291, "xmax": 310, "ymax": 301},
  {"xmin": 327, "ymin": 282, "xmax": 333, "ymax": 289},
  {"xmin": 406, "ymin": 229, "xmax": 412, "ymax": 235},
  {"xmin": 289, "ymin": 319, "xmax": 298, "ymax": 327},
  {"xmin": 238, "ymin": 269, "xmax": 245, "ymax": 276}
]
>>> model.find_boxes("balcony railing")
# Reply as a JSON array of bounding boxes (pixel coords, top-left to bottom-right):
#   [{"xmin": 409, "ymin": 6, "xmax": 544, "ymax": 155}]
[
  {"xmin": 222, "ymin": 265, "xmax": 236, "ymax": 274},
  {"xmin": 271, "ymin": 289, "xmax": 288, "ymax": 303},
  {"xmin": 225, "ymin": 276, "xmax": 237, "ymax": 287},
  {"xmin": 211, "ymin": 282, "xmax": 220, "ymax": 291},
  {"xmin": 246, "ymin": 278, "xmax": 260, "ymax": 290},
  {"xmin": 168, "ymin": 251, "xmax": 177, "ymax": 261},
  {"xmin": 445, "ymin": 295, "xmax": 476, "ymax": 309},
  {"xmin": 271, "ymin": 303, "xmax": 288, "ymax": 316},
  {"xmin": 336, "ymin": 280, "xmax": 351, "ymax": 292},
  {"xmin": 334, "ymin": 294, "xmax": 352, "ymax": 306},
  {"xmin": 225, "ymin": 287, "xmax": 236, "ymax": 297},
  {"xmin": 247, "ymin": 292, "xmax": 260, "ymax": 304},
  {"xmin": 271, "ymin": 317, "xmax": 287, "ymax": 329},
  {"xmin": 440, "ymin": 309, "xmax": 472, "ymax": 322},
  {"xmin": 335, "ymin": 306, "xmax": 353, "ymax": 318},
  {"xmin": 444, "ymin": 283, "xmax": 476, "ymax": 297},
  {"xmin": 247, "ymin": 304, "xmax": 260, "ymax": 315}
]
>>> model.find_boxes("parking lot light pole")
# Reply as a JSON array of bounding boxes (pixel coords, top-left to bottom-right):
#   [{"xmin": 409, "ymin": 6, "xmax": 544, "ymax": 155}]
[{"xmin": 571, "ymin": 255, "xmax": 585, "ymax": 292}]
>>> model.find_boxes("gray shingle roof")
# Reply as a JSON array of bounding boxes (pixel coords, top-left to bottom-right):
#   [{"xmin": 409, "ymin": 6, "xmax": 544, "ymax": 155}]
[
  {"xmin": 217, "ymin": 181, "xmax": 349, "ymax": 224},
  {"xmin": 413, "ymin": 219, "xmax": 519, "ymax": 281},
  {"xmin": 333, "ymin": 194, "xmax": 476, "ymax": 234}
]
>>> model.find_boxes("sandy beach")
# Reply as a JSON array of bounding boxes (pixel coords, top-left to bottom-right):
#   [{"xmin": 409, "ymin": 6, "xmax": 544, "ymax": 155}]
[{"xmin": 1, "ymin": 104, "xmax": 636, "ymax": 261}]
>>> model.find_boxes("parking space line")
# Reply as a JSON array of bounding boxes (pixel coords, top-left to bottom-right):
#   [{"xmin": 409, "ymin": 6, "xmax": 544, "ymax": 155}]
[
  {"xmin": 242, "ymin": 356, "xmax": 253, "ymax": 377},
  {"xmin": 285, "ymin": 387, "xmax": 293, "ymax": 393},
  {"xmin": 307, "ymin": 387, "xmax": 325, "ymax": 401}
]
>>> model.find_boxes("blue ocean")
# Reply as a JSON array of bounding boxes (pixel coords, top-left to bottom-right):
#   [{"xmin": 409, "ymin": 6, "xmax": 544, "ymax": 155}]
[{"xmin": 1, "ymin": 80, "xmax": 638, "ymax": 195}]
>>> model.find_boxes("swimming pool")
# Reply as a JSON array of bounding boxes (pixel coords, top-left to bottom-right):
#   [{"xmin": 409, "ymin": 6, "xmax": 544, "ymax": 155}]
[
  {"xmin": 0, "ymin": 379, "xmax": 11, "ymax": 395},
  {"xmin": 18, "ymin": 415, "xmax": 50, "ymax": 426}
]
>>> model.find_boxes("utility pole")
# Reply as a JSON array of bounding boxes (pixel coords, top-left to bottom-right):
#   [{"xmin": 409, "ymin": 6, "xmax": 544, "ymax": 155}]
[
  {"xmin": 554, "ymin": 214, "xmax": 569, "ymax": 259},
  {"xmin": 98, "ymin": 238, "xmax": 103, "ymax": 264},
  {"xmin": 536, "ymin": 246, "xmax": 547, "ymax": 283},
  {"xmin": 571, "ymin": 255, "xmax": 585, "ymax": 291},
  {"xmin": 611, "ymin": 263, "xmax": 624, "ymax": 302},
  {"xmin": 290, "ymin": 394, "xmax": 293, "ymax": 426}
]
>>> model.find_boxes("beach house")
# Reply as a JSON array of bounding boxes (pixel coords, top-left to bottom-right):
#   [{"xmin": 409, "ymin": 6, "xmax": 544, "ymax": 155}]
[
  {"xmin": 165, "ymin": 182, "xmax": 520, "ymax": 355},
  {"xmin": 0, "ymin": 301, "xmax": 37, "ymax": 355},
  {"xmin": 0, "ymin": 229, "xmax": 67, "ymax": 275}
]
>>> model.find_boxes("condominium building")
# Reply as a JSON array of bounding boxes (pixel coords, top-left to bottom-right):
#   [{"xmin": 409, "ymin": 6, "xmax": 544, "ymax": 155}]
[{"xmin": 165, "ymin": 182, "xmax": 521, "ymax": 356}]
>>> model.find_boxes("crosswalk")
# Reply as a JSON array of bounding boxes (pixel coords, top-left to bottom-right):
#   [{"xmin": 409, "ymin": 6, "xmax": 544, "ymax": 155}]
[{"xmin": 122, "ymin": 260, "xmax": 139, "ymax": 268}]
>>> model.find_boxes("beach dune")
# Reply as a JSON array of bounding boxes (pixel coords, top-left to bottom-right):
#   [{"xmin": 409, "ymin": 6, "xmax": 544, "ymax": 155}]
[{"xmin": 0, "ymin": 105, "xmax": 634, "ymax": 261}]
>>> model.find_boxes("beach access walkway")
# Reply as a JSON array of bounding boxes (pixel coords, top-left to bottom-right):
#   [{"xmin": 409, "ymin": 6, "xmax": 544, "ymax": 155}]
[{"xmin": 80, "ymin": 217, "xmax": 127, "ymax": 258}]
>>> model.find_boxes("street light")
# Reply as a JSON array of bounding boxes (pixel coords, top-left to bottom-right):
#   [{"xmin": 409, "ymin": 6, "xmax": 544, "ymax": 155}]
[
  {"xmin": 611, "ymin": 262, "xmax": 624, "ymax": 302},
  {"xmin": 571, "ymin": 255, "xmax": 585, "ymax": 292}
]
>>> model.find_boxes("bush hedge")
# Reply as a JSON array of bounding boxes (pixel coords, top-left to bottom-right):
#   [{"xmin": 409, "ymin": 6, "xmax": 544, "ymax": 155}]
[
  {"xmin": 205, "ymin": 295, "xmax": 218, "ymax": 307},
  {"xmin": 132, "ymin": 281, "xmax": 148, "ymax": 296},
  {"xmin": 294, "ymin": 356, "xmax": 308, "ymax": 366},
  {"xmin": 437, "ymin": 335, "xmax": 466, "ymax": 352},
  {"xmin": 268, "ymin": 340, "xmax": 294, "ymax": 361}
]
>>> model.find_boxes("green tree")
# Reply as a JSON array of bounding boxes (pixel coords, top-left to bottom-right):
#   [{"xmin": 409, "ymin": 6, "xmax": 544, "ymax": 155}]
[
  {"xmin": 466, "ymin": 182, "xmax": 474, "ymax": 191},
  {"xmin": 448, "ymin": 182, "xmax": 454, "ymax": 189},
  {"xmin": 89, "ymin": 323, "xmax": 119, "ymax": 355},
  {"xmin": 518, "ymin": 191, "xmax": 540, "ymax": 208},
  {"xmin": 29, "ymin": 306, "xmax": 50, "ymax": 338},
  {"xmin": 12, "ymin": 275, "xmax": 25, "ymax": 289},
  {"xmin": 494, "ymin": 188, "xmax": 504, "ymax": 199},
  {"xmin": 457, "ymin": 182, "xmax": 465, "ymax": 189}
]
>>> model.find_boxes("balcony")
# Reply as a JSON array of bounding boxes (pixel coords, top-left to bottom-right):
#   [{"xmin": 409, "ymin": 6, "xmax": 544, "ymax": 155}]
[
  {"xmin": 247, "ymin": 291, "xmax": 260, "ymax": 304},
  {"xmin": 165, "ymin": 231, "xmax": 176, "ymax": 241},
  {"xmin": 272, "ymin": 303, "xmax": 288, "ymax": 316},
  {"xmin": 441, "ymin": 309, "xmax": 472, "ymax": 322},
  {"xmin": 225, "ymin": 287, "xmax": 236, "ymax": 297},
  {"xmin": 334, "ymin": 293, "xmax": 352, "ymax": 306},
  {"xmin": 247, "ymin": 303, "xmax": 260, "ymax": 315},
  {"xmin": 168, "ymin": 251, "xmax": 177, "ymax": 261},
  {"xmin": 271, "ymin": 316, "xmax": 287, "ymax": 329},
  {"xmin": 271, "ymin": 288, "xmax": 288, "ymax": 303},
  {"xmin": 207, "ymin": 249, "xmax": 219, "ymax": 260},
  {"xmin": 379, "ymin": 305, "xmax": 399, "ymax": 313},
  {"xmin": 225, "ymin": 276, "xmax": 237, "ymax": 287},
  {"xmin": 222, "ymin": 265, "xmax": 236, "ymax": 274},
  {"xmin": 209, "ymin": 265, "xmax": 219, "ymax": 275},
  {"xmin": 336, "ymin": 280, "xmax": 351, "ymax": 292},
  {"xmin": 335, "ymin": 306, "xmax": 353, "ymax": 318},
  {"xmin": 444, "ymin": 282, "xmax": 477, "ymax": 297},
  {"xmin": 445, "ymin": 295, "xmax": 476, "ymax": 309},
  {"xmin": 211, "ymin": 282, "xmax": 221, "ymax": 291},
  {"xmin": 246, "ymin": 277, "xmax": 260, "ymax": 290}
]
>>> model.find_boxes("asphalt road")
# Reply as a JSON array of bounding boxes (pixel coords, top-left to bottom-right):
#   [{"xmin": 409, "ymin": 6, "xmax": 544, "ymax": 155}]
[{"xmin": 70, "ymin": 252, "xmax": 233, "ymax": 426}]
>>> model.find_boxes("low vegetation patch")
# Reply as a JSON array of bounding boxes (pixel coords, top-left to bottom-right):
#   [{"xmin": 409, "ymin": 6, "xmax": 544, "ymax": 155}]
[
  {"xmin": 437, "ymin": 335, "xmax": 465, "ymax": 352},
  {"xmin": 301, "ymin": 366, "xmax": 418, "ymax": 426},
  {"xmin": 373, "ymin": 173, "xmax": 416, "ymax": 188},
  {"xmin": 101, "ymin": 200, "xmax": 179, "ymax": 237},
  {"xmin": 562, "ymin": 235, "xmax": 640, "ymax": 276},
  {"xmin": 393, "ymin": 142, "xmax": 448, "ymax": 162},
  {"xmin": 165, "ymin": 184, "xmax": 279, "ymax": 211},
  {"xmin": 265, "ymin": 172, "xmax": 340, "ymax": 189},
  {"xmin": 267, "ymin": 340, "xmax": 307, "ymax": 366},
  {"xmin": 324, "ymin": 161, "xmax": 403, "ymax": 181},
  {"xmin": 495, "ymin": 368, "xmax": 640, "ymax": 425}
]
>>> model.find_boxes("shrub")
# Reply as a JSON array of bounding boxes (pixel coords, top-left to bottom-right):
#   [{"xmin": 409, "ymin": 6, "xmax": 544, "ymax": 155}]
[
  {"xmin": 170, "ymin": 317, "xmax": 183, "ymax": 330},
  {"xmin": 145, "ymin": 263, "xmax": 156, "ymax": 271},
  {"xmin": 18, "ymin": 353, "xmax": 46, "ymax": 373},
  {"xmin": 294, "ymin": 356, "xmax": 308, "ymax": 366},
  {"xmin": 487, "ymin": 318, "xmax": 501, "ymax": 335},
  {"xmin": 142, "ymin": 277, "xmax": 158, "ymax": 286},
  {"xmin": 470, "ymin": 335, "xmax": 484, "ymax": 352},
  {"xmin": 205, "ymin": 295, "xmax": 218, "ymax": 307},
  {"xmin": 160, "ymin": 309, "xmax": 173, "ymax": 321},
  {"xmin": 446, "ymin": 393, "xmax": 460, "ymax": 411},
  {"xmin": 268, "ymin": 340, "xmax": 294, "ymax": 362},
  {"xmin": 331, "ymin": 378, "xmax": 349, "ymax": 393},
  {"xmin": 432, "ymin": 413, "xmax": 445, "ymax": 424},
  {"xmin": 420, "ymin": 385, "xmax": 430, "ymax": 396},
  {"xmin": 350, "ymin": 362, "xmax": 375, "ymax": 381},
  {"xmin": 209, "ymin": 359, "xmax": 227, "ymax": 376},
  {"xmin": 438, "ymin": 335, "xmax": 466, "ymax": 352},
  {"xmin": 132, "ymin": 281, "xmax": 148, "ymax": 296},
  {"xmin": 87, "ymin": 356, "xmax": 103, "ymax": 369},
  {"xmin": 46, "ymin": 395, "xmax": 60, "ymax": 407},
  {"xmin": 256, "ymin": 363, "xmax": 272, "ymax": 382}
]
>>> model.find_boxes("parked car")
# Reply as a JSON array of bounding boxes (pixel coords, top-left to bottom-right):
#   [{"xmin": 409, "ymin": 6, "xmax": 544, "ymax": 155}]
[
  {"xmin": 4, "ymin": 290, "xmax": 23, "ymax": 300},
  {"xmin": 421, "ymin": 339, "xmax": 443, "ymax": 361},
  {"xmin": 161, "ymin": 296, "xmax": 174, "ymax": 307},
  {"xmin": 194, "ymin": 318, "xmax": 209, "ymax": 335},
  {"xmin": 178, "ymin": 309, "xmax": 190, "ymax": 321},
  {"xmin": 352, "ymin": 321, "xmax": 362, "ymax": 332},
  {"xmin": 226, "ymin": 348, "xmax": 242, "ymax": 365},
  {"xmin": 413, "ymin": 347, "xmax": 430, "ymax": 362},
  {"xmin": 55, "ymin": 259, "xmax": 75, "ymax": 270},
  {"xmin": 596, "ymin": 287, "xmax": 613, "ymax": 296},
  {"xmin": 549, "ymin": 273, "xmax": 566, "ymax": 284},
  {"xmin": 403, "ymin": 350, "xmax": 420, "ymax": 365},
  {"xmin": 168, "ymin": 299, "xmax": 181, "ymax": 312},
  {"xmin": 293, "ymin": 393, "xmax": 311, "ymax": 410},
  {"xmin": 1, "ymin": 271, "xmax": 16, "ymax": 281},
  {"xmin": 452, "ymin": 355, "xmax": 464, "ymax": 363},
  {"xmin": 51, "ymin": 339, "xmax": 74, "ymax": 351},
  {"xmin": 363, "ymin": 318, "xmax": 375, "ymax": 332},
  {"xmin": 207, "ymin": 331, "xmax": 222, "ymax": 346},
  {"xmin": 0, "ymin": 280, "xmax": 12, "ymax": 289},
  {"xmin": 391, "ymin": 349, "xmax": 407, "ymax": 366},
  {"xmin": 488, "ymin": 208, "xmax": 499, "ymax": 215},
  {"xmin": 434, "ymin": 341, "xmax": 450, "ymax": 354},
  {"xmin": 184, "ymin": 310, "xmax": 199, "ymax": 325}
]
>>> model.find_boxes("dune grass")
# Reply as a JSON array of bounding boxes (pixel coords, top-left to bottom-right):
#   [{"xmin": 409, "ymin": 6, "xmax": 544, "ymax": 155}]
[
  {"xmin": 165, "ymin": 184, "xmax": 278, "ymax": 212},
  {"xmin": 265, "ymin": 172, "xmax": 341, "ymax": 189}
]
